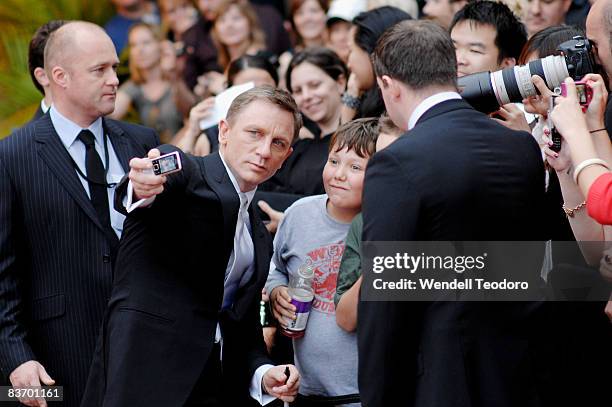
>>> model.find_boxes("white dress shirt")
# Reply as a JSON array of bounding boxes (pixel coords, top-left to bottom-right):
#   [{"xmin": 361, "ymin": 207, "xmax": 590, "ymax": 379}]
[
  {"xmin": 218, "ymin": 153, "xmax": 275, "ymax": 405},
  {"xmin": 407, "ymin": 91, "xmax": 462, "ymax": 130},
  {"xmin": 41, "ymin": 99, "xmax": 50, "ymax": 114},
  {"xmin": 50, "ymin": 106, "xmax": 125, "ymax": 238}
]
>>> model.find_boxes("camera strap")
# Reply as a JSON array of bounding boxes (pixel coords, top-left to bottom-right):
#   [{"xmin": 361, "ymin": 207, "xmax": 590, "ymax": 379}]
[{"xmin": 70, "ymin": 132, "xmax": 117, "ymax": 188}]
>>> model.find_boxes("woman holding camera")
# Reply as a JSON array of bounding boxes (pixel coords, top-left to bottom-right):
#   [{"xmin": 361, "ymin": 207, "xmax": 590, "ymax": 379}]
[
  {"xmin": 549, "ymin": 78, "xmax": 612, "ymax": 225},
  {"xmin": 545, "ymin": 76, "xmax": 612, "ymax": 325}
]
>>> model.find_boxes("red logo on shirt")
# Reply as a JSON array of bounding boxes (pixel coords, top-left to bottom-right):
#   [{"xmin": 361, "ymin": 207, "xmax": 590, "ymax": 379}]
[{"xmin": 307, "ymin": 242, "xmax": 345, "ymax": 315}]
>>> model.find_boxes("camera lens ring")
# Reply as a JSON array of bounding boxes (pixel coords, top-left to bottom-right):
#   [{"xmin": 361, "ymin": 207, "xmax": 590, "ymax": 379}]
[
  {"xmin": 541, "ymin": 55, "xmax": 569, "ymax": 90},
  {"xmin": 502, "ymin": 67, "xmax": 523, "ymax": 103},
  {"xmin": 528, "ymin": 60, "xmax": 546, "ymax": 85},
  {"xmin": 491, "ymin": 70, "xmax": 509, "ymax": 106},
  {"xmin": 513, "ymin": 65, "xmax": 537, "ymax": 99}
]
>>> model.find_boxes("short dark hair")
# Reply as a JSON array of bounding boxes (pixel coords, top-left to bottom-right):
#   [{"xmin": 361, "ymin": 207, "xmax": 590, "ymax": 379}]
[
  {"xmin": 226, "ymin": 85, "xmax": 303, "ymax": 142},
  {"xmin": 28, "ymin": 20, "xmax": 67, "ymax": 95},
  {"xmin": 518, "ymin": 25, "xmax": 584, "ymax": 64},
  {"xmin": 285, "ymin": 47, "xmax": 348, "ymax": 93},
  {"xmin": 352, "ymin": 6, "xmax": 412, "ymax": 54},
  {"xmin": 372, "ymin": 20, "xmax": 457, "ymax": 90},
  {"xmin": 227, "ymin": 54, "xmax": 279, "ymax": 87},
  {"xmin": 450, "ymin": 0, "xmax": 527, "ymax": 63},
  {"xmin": 329, "ymin": 117, "xmax": 379, "ymax": 159}
]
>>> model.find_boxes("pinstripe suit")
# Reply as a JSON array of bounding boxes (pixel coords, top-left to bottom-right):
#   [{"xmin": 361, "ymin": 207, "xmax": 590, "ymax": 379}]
[{"xmin": 0, "ymin": 113, "xmax": 159, "ymax": 406}]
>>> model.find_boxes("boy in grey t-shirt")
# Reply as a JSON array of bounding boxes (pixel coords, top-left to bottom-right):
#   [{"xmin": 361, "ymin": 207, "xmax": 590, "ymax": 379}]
[{"xmin": 266, "ymin": 118, "xmax": 380, "ymax": 405}]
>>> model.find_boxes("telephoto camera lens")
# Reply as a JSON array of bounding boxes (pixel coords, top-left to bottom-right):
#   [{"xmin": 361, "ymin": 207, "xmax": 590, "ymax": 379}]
[{"xmin": 457, "ymin": 36, "xmax": 594, "ymax": 114}]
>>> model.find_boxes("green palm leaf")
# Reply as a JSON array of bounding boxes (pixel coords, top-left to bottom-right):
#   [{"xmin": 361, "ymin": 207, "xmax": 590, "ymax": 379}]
[{"xmin": 0, "ymin": 0, "xmax": 114, "ymax": 137}]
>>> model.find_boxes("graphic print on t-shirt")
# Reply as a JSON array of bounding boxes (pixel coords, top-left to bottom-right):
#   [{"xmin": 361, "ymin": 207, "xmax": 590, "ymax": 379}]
[{"xmin": 306, "ymin": 241, "xmax": 345, "ymax": 315}]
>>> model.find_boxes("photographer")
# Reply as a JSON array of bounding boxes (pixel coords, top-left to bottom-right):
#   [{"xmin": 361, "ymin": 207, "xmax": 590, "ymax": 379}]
[
  {"xmin": 540, "ymin": 75, "xmax": 612, "ymax": 407},
  {"xmin": 547, "ymin": 77, "xmax": 612, "ymax": 228},
  {"xmin": 546, "ymin": 75, "xmax": 612, "ymax": 328},
  {"xmin": 545, "ymin": 75, "xmax": 612, "ymax": 245},
  {"xmin": 546, "ymin": 75, "xmax": 612, "ymax": 319},
  {"xmin": 450, "ymin": 1, "xmax": 531, "ymax": 132}
]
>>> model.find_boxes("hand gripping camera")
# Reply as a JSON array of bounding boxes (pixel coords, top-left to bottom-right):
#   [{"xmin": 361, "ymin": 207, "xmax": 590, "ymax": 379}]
[{"xmin": 458, "ymin": 36, "xmax": 595, "ymax": 114}]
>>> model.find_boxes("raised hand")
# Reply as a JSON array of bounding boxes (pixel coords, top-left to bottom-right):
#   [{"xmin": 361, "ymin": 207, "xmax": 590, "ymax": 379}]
[{"xmin": 129, "ymin": 149, "xmax": 168, "ymax": 200}]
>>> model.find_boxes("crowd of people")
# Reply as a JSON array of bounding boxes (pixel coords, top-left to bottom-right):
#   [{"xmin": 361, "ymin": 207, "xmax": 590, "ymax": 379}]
[{"xmin": 1, "ymin": 0, "xmax": 612, "ymax": 406}]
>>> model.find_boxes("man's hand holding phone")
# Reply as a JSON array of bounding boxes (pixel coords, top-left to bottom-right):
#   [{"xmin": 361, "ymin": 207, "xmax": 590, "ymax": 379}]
[{"xmin": 129, "ymin": 149, "xmax": 169, "ymax": 200}]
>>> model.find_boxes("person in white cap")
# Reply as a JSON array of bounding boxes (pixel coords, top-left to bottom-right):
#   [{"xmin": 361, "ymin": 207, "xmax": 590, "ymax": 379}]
[{"xmin": 326, "ymin": 0, "xmax": 366, "ymax": 62}]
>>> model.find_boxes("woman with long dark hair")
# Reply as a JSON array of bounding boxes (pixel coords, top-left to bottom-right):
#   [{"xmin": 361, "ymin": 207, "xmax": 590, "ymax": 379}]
[{"xmin": 342, "ymin": 6, "xmax": 411, "ymax": 122}]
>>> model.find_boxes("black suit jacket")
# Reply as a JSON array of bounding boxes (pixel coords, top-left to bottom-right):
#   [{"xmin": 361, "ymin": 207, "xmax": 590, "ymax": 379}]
[
  {"xmin": 358, "ymin": 99, "xmax": 550, "ymax": 407},
  {"xmin": 0, "ymin": 114, "xmax": 159, "ymax": 406},
  {"xmin": 82, "ymin": 149, "xmax": 274, "ymax": 406}
]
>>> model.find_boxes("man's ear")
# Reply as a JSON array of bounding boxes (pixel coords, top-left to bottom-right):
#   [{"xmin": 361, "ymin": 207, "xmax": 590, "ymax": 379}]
[
  {"xmin": 379, "ymin": 75, "xmax": 401, "ymax": 100},
  {"xmin": 218, "ymin": 118, "xmax": 229, "ymax": 147},
  {"xmin": 33, "ymin": 67, "xmax": 49, "ymax": 88},
  {"xmin": 499, "ymin": 57, "xmax": 516, "ymax": 69},
  {"xmin": 51, "ymin": 66, "xmax": 69, "ymax": 88}
]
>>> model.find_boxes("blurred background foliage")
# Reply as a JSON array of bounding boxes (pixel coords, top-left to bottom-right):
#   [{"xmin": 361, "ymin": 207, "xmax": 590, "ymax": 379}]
[{"xmin": 0, "ymin": 0, "xmax": 113, "ymax": 138}]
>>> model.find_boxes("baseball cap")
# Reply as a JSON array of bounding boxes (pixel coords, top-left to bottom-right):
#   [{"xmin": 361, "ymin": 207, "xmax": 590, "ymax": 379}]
[{"xmin": 326, "ymin": 0, "xmax": 367, "ymax": 26}]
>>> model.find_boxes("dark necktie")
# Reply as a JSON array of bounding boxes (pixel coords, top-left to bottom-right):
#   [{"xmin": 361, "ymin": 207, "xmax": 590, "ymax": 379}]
[{"xmin": 77, "ymin": 129, "xmax": 113, "ymax": 232}]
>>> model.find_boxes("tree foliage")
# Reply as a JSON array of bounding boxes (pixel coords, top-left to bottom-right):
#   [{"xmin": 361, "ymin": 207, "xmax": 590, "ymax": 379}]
[{"xmin": 0, "ymin": 0, "xmax": 113, "ymax": 137}]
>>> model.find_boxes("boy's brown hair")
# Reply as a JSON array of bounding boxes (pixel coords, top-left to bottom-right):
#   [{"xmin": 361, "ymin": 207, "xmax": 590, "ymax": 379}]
[{"xmin": 329, "ymin": 117, "xmax": 380, "ymax": 159}]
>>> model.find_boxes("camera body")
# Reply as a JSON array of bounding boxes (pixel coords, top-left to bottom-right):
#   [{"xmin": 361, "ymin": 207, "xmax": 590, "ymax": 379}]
[
  {"xmin": 458, "ymin": 36, "xmax": 595, "ymax": 114},
  {"xmin": 558, "ymin": 37, "xmax": 595, "ymax": 80}
]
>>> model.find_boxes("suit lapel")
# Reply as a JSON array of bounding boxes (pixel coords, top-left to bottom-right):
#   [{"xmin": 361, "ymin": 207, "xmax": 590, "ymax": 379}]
[
  {"xmin": 232, "ymin": 206, "xmax": 269, "ymax": 317},
  {"xmin": 34, "ymin": 114, "xmax": 105, "ymax": 232},
  {"xmin": 104, "ymin": 118, "xmax": 131, "ymax": 173},
  {"xmin": 202, "ymin": 153, "xmax": 240, "ymax": 265},
  {"xmin": 202, "ymin": 153, "xmax": 271, "ymax": 319}
]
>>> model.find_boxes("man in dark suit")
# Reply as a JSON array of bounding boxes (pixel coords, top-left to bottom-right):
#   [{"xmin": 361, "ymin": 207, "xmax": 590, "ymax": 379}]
[
  {"xmin": 358, "ymin": 20, "xmax": 550, "ymax": 407},
  {"xmin": 27, "ymin": 20, "xmax": 66, "ymax": 123},
  {"xmin": 81, "ymin": 86, "xmax": 300, "ymax": 406},
  {"xmin": 0, "ymin": 21, "xmax": 159, "ymax": 406}
]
